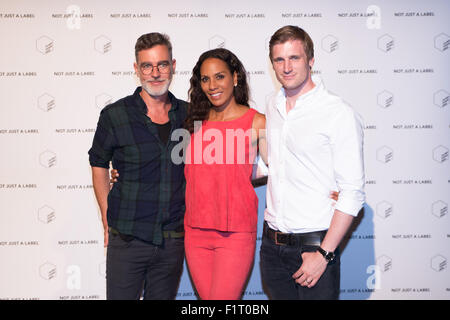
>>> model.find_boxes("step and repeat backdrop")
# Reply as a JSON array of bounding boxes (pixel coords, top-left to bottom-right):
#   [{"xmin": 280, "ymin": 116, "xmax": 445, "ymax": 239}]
[{"xmin": 0, "ymin": 0, "xmax": 448, "ymax": 300}]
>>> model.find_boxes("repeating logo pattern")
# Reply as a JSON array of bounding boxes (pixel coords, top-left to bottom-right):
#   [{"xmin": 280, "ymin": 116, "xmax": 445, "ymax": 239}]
[{"xmin": 1, "ymin": 1, "xmax": 449, "ymax": 301}]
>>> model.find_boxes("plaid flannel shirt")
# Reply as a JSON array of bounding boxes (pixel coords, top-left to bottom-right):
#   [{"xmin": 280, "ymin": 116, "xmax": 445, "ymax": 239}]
[{"xmin": 88, "ymin": 87, "xmax": 187, "ymax": 245}]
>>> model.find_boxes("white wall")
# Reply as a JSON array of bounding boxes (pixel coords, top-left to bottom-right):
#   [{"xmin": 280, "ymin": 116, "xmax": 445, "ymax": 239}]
[{"xmin": 0, "ymin": 0, "xmax": 448, "ymax": 300}]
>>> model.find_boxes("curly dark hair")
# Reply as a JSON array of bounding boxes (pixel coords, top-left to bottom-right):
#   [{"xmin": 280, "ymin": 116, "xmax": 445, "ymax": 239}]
[{"xmin": 185, "ymin": 48, "xmax": 250, "ymax": 133}]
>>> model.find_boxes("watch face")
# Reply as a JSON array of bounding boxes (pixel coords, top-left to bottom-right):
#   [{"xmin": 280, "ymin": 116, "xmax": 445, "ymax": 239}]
[{"xmin": 326, "ymin": 252, "xmax": 335, "ymax": 261}]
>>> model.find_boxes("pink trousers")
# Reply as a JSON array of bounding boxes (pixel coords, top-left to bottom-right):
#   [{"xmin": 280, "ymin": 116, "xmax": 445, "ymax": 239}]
[{"xmin": 184, "ymin": 225, "xmax": 256, "ymax": 300}]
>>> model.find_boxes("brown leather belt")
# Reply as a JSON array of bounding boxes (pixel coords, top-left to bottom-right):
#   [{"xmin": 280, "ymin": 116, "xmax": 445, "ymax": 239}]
[{"xmin": 263, "ymin": 222, "xmax": 326, "ymax": 247}]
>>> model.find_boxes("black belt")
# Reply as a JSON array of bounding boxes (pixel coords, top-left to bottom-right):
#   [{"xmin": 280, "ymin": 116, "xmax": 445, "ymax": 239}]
[
  {"xmin": 263, "ymin": 222, "xmax": 326, "ymax": 247},
  {"xmin": 110, "ymin": 228, "xmax": 184, "ymax": 242}
]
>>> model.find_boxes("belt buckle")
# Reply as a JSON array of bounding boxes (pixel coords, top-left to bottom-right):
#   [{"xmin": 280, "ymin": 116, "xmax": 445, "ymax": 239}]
[{"xmin": 274, "ymin": 231, "xmax": 287, "ymax": 246}]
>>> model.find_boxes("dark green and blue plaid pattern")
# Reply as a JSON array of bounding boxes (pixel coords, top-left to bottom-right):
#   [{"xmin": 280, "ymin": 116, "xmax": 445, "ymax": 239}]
[{"xmin": 89, "ymin": 88, "xmax": 187, "ymax": 245}]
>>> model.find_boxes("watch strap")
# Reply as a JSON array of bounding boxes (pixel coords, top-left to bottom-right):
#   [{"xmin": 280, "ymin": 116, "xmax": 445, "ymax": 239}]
[{"xmin": 317, "ymin": 246, "xmax": 335, "ymax": 262}]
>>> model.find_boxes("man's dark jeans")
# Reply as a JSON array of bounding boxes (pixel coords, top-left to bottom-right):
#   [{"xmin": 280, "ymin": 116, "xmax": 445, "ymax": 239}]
[
  {"xmin": 106, "ymin": 230, "xmax": 184, "ymax": 300},
  {"xmin": 260, "ymin": 232, "xmax": 340, "ymax": 300}
]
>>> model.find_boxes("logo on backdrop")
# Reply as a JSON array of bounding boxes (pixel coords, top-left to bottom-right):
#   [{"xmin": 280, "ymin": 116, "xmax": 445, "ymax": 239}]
[
  {"xmin": 224, "ymin": 12, "xmax": 265, "ymax": 19},
  {"xmin": 431, "ymin": 200, "xmax": 448, "ymax": 218},
  {"xmin": 36, "ymin": 36, "xmax": 54, "ymax": 54},
  {"xmin": 376, "ymin": 146, "xmax": 393, "ymax": 164},
  {"xmin": 376, "ymin": 201, "xmax": 393, "ymax": 219},
  {"xmin": 0, "ymin": 130, "xmax": 38, "ymax": 135},
  {"xmin": 431, "ymin": 255, "xmax": 447, "ymax": 272},
  {"xmin": 434, "ymin": 33, "xmax": 449, "ymax": 52},
  {"xmin": 432, "ymin": 145, "xmax": 449, "ymax": 163},
  {"xmin": 38, "ymin": 93, "xmax": 55, "ymax": 112},
  {"xmin": 50, "ymin": 5, "xmax": 93, "ymax": 29},
  {"xmin": 94, "ymin": 35, "xmax": 111, "ymax": 54},
  {"xmin": 38, "ymin": 205, "xmax": 55, "ymax": 224},
  {"xmin": 432, "ymin": 201, "xmax": 448, "ymax": 218},
  {"xmin": 336, "ymin": 6, "xmax": 382, "ymax": 30},
  {"xmin": 377, "ymin": 90, "xmax": 394, "ymax": 108},
  {"xmin": 209, "ymin": 35, "xmax": 225, "ymax": 49},
  {"xmin": 433, "ymin": 90, "xmax": 449, "ymax": 108},
  {"xmin": 167, "ymin": 12, "xmax": 207, "ymax": 19},
  {"xmin": 280, "ymin": 12, "xmax": 322, "ymax": 19},
  {"xmin": 378, "ymin": 34, "xmax": 394, "ymax": 53},
  {"xmin": 321, "ymin": 35, "xmax": 338, "ymax": 53},
  {"xmin": 392, "ymin": 124, "xmax": 433, "ymax": 130},
  {"xmin": 394, "ymin": 10, "xmax": 435, "ymax": 18},
  {"xmin": 39, "ymin": 262, "xmax": 57, "ymax": 280},
  {"xmin": 0, "ymin": 13, "xmax": 34, "ymax": 19},
  {"xmin": 39, "ymin": 150, "xmax": 56, "ymax": 168},
  {"xmin": 110, "ymin": 13, "xmax": 151, "ymax": 19},
  {"xmin": 376, "ymin": 255, "xmax": 392, "ymax": 272}
]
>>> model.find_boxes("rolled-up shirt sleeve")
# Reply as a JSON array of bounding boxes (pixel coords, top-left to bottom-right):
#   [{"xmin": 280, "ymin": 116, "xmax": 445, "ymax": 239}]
[
  {"xmin": 331, "ymin": 106, "xmax": 365, "ymax": 217},
  {"xmin": 88, "ymin": 109, "xmax": 116, "ymax": 168}
]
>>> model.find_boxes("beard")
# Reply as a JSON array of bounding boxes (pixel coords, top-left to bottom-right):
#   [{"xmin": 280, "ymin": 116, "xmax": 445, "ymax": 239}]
[{"xmin": 141, "ymin": 78, "xmax": 172, "ymax": 97}]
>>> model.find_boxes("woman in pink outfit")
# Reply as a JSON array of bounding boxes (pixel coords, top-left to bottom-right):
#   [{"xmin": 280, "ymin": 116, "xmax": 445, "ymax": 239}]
[{"xmin": 184, "ymin": 48, "xmax": 266, "ymax": 300}]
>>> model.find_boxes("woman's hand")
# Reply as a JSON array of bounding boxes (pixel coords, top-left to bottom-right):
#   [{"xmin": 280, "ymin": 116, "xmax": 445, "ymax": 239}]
[
  {"xmin": 330, "ymin": 191, "xmax": 339, "ymax": 201},
  {"xmin": 110, "ymin": 169, "xmax": 119, "ymax": 184}
]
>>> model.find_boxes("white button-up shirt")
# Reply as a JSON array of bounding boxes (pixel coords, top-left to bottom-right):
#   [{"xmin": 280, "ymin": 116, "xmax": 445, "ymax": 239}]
[{"xmin": 264, "ymin": 76, "xmax": 365, "ymax": 233}]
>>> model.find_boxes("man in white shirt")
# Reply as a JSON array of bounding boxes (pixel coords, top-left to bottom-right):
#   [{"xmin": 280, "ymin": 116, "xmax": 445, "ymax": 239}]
[{"xmin": 260, "ymin": 25, "xmax": 365, "ymax": 300}]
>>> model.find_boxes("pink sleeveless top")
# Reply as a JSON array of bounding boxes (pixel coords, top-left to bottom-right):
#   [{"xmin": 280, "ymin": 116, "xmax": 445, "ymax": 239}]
[{"xmin": 184, "ymin": 108, "xmax": 258, "ymax": 232}]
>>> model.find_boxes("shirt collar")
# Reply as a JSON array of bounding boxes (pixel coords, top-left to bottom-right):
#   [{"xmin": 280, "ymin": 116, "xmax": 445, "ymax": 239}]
[{"xmin": 276, "ymin": 75, "xmax": 324, "ymax": 115}]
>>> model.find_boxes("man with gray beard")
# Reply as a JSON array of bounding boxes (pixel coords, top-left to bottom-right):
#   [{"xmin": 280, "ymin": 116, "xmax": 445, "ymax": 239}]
[{"xmin": 88, "ymin": 33, "xmax": 187, "ymax": 300}]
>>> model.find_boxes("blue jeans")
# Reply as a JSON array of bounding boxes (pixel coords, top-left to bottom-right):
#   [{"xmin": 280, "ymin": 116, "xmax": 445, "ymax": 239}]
[
  {"xmin": 260, "ymin": 232, "xmax": 340, "ymax": 300},
  {"xmin": 106, "ymin": 231, "xmax": 185, "ymax": 300}
]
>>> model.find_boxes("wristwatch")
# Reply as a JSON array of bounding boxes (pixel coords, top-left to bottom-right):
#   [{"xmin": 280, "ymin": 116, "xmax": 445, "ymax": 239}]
[{"xmin": 317, "ymin": 246, "xmax": 335, "ymax": 262}]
